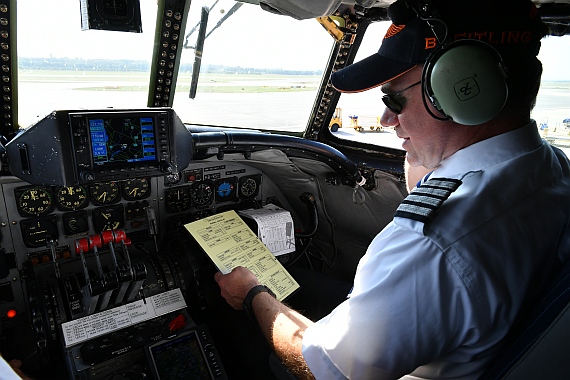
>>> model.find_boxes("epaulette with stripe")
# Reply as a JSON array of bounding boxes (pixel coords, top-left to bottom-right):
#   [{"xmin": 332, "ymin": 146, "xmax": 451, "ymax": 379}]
[{"xmin": 394, "ymin": 178, "xmax": 462, "ymax": 223}]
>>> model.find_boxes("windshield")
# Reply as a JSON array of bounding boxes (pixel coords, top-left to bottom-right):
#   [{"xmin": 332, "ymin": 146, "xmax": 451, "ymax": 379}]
[
  {"xmin": 16, "ymin": 1, "xmax": 156, "ymax": 128},
  {"xmin": 16, "ymin": 1, "xmax": 569, "ymax": 148},
  {"xmin": 16, "ymin": 0, "xmax": 333, "ymax": 133},
  {"xmin": 334, "ymin": 21, "xmax": 570, "ymax": 154}
]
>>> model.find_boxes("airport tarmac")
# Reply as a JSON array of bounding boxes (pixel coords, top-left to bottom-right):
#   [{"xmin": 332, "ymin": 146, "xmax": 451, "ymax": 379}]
[{"xmin": 16, "ymin": 75, "xmax": 570, "ymax": 155}]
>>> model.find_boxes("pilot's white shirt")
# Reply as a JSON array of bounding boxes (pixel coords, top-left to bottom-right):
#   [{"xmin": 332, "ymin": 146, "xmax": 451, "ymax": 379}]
[{"xmin": 302, "ymin": 121, "xmax": 570, "ymax": 379}]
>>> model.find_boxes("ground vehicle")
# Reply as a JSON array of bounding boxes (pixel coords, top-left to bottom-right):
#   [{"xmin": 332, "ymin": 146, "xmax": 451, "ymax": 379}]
[
  {"xmin": 330, "ymin": 108, "xmax": 342, "ymax": 132},
  {"xmin": 349, "ymin": 114, "xmax": 383, "ymax": 132},
  {"xmin": 1, "ymin": 0, "xmax": 569, "ymax": 379}
]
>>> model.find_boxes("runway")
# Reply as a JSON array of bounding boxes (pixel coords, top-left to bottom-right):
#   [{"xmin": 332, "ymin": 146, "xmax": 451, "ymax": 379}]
[{"xmin": 16, "ymin": 72, "xmax": 570, "ymax": 155}]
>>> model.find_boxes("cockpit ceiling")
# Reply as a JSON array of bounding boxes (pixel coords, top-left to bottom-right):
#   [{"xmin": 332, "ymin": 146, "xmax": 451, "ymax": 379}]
[
  {"xmin": 242, "ymin": 0, "xmax": 570, "ymax": 6},
  {"xmin": 346, "ymin": 0, "xmax": 570, "ymax": 6}
]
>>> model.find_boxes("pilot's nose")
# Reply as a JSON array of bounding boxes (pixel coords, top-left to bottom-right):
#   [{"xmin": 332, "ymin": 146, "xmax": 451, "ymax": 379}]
[{"xmin": 380, "ymin": 107, "xmax": 399, "ymax": 128}]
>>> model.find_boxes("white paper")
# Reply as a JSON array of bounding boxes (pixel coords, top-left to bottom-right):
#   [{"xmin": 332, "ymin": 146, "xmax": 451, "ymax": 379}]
[
  {"xmin": 62, "ymin": 288, "xmax": 187, "ymax": 347},
  {"xmin": 238, "ymin": 204, "xmax": 296, "ymax": 256}
]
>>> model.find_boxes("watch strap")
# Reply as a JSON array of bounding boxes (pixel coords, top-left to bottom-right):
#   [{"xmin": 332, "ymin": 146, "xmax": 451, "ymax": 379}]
[{"xmin": 242, "ymin": 285, "xmax": 276, "ymax": 322}]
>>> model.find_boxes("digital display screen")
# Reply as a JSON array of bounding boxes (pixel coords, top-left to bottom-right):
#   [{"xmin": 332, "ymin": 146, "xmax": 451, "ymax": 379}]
[
  {"xmin": 89, "ymin": 116, "xmax": 157, "ymax": 165},
  {"xmin": 148, "ymin": 331, "xmax": 211, "ymax": 379}
]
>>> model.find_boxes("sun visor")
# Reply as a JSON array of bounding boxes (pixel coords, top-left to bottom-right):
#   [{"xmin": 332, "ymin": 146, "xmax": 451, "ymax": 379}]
[{"xmin": 259, "ymin": 0, "xmax": 342, "ymax": 19}]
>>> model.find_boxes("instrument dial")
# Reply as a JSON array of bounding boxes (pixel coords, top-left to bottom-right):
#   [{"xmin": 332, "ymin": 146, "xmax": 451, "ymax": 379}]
[
  {"xmin": 215, "ymin": 178, "xmax": 237, "ymax": 203},
  {"xmin": 62, "ymin": 211, "xmax": 90, "ymax": 235},
  {"xmin": 165, "ymin": 186, "xmax": 192, "ymax": 213},
  {"xmin": 15, "ymin": 186, "xmax": 55, "ymax": 217},
  {"xmin": 190, "ymin": 181, "xmax": 214, "ymax": 207},
  {"xmin": 90, "ymin": 182, "xmax": 121, "ymax": 205},
  {"xmin": 56, "ymin": 186, "xmax": 89, "ymax": 211},
  {"xmin": 20, "ymin": 217, "xmax": 59, "ymax": 248},
  {"xmin": 92, "ymin": 205, "xmax": 125, "ymax": 232},
  {"xmin": 123, "ymin": 178, "xmax": 151, "ymax": 200},
  {"xmin": 238, "ymin": 175, "xmax": 261, "ymax": 199}
]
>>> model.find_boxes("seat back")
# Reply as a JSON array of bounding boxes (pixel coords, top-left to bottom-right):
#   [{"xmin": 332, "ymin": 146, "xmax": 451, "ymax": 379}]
[{"xmin": 483, "ymin": 260, "xmax": 570, "ymax": 379}]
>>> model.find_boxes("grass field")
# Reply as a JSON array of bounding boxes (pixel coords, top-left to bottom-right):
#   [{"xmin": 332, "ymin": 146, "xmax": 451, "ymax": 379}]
[{"xmin": 18, "ymin": 69, "xmax": 321, "ymax": 93}]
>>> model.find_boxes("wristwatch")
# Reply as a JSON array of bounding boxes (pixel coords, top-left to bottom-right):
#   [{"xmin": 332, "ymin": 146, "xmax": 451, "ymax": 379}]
[{"xmin": 242, "ymin": 285, "xmax": 276, "ymax": 322}]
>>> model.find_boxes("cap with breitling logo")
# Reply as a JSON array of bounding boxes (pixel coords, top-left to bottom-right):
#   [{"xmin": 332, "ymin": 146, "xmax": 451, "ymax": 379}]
[{"xmin": 331, "ymin": 0, "xmax": 548, "ymax": 93}]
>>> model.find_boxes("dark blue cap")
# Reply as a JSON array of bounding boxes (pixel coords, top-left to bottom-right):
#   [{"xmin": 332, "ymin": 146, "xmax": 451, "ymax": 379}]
[{"xmin": 331, "ymin": 0, "xmax": 546, "ymax": 93}]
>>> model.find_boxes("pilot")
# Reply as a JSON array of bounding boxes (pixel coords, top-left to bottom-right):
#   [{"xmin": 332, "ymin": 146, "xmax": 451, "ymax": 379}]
[{"xmin": 215, "ymin": 0, "xmax": 570, "ymax": 378}]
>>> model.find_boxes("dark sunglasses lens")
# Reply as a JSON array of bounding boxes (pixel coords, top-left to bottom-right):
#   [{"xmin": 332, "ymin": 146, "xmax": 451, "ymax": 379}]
[{"xmin": 382, "ymin": 95, "xmax": 402, "ymax": 114}]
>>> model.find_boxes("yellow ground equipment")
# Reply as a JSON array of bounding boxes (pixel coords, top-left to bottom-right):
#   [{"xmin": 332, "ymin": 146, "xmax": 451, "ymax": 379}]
[
  {"xmin": 349, "ymin": 114, "xmax": 383, "ymax": 132},
  {"xmin": 330, "ymin": 107, "xmax": 342, "ymax": 132}
]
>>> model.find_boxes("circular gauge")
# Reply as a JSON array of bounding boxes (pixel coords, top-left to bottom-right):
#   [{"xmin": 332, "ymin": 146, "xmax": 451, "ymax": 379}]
[
  {"xmin": 215, "ymin": 178, "xmax": 237, "ymax": 203},
  {"xmin": 90, "ymin": 182, "xmax": 121, "ymax": 205},
  {"xmin": 62, "ymin": 211, "xmax": 90, "ymax": 235},
  {"xmin": 239, "ymin": 176, "xmax": 260, "ymax": 199},
  {"xmin": 56, "ymin": 186, "xmax": 89, "ymax": 211},
  {"xmin": 123, "ymin": 178, "xmax": 151, "ymax": 200},
  {"xmin": 165, "ymin": 186, "xmax": 192, "ymax": 213},
  {"xmin": 92, "ymin": 205, "xmax": 125, "ymax": 232},
  {"xmin": 20, "ymin": 217, "xmax": 59, "ymax": 248},
  {"xmin": 15, "ymin": 186, "xmax": 55, "ymax": 217},
  {"xmin": 190, "ymin": 181, "xmax": 214, "ymax": 207}
]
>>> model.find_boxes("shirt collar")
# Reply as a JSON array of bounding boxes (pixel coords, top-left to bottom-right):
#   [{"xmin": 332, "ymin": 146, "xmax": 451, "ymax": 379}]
[{"xmin": 432, "ymin": 121, "xmax": 542, "ymax": 178}]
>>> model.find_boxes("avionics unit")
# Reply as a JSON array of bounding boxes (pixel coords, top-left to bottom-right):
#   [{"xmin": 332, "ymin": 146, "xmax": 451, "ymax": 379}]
[
  {"xmin": 6, "ymin": 108, "xmax": 193, "ymax": 186},
  {"xmin": 71, "ymin": 110, "xmax": 166, "ymax": 181}
]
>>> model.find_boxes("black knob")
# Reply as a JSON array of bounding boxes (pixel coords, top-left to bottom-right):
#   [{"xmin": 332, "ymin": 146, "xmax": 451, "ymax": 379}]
[
  {"xmin": 159, "ymin": 160, "xmax": 173, "ymax": 174},
  {"xmin": 80, "ymin": 170, "xmax": 95, "ymax": 182}
]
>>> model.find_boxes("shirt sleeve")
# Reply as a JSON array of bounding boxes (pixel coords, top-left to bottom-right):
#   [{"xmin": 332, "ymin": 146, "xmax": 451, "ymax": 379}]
[{"xmin": 302, "ymin": 222, "xmax": 478, "ymax": 379}]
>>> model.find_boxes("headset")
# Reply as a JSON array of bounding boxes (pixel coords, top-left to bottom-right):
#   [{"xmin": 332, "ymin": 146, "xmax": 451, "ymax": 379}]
[{"xmin": 407, "ymin": 0, "xmax": 509, "ymax": 125}]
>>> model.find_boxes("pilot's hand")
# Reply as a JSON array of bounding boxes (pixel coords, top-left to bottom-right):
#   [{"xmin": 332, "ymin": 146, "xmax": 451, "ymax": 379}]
[
  {"xmin": 214, "ymin": 266, "xmax": 261, "ymax": 310},
  {"xmin": 8, "ymin": 359, "xmax": 33, "ymax": 380}
]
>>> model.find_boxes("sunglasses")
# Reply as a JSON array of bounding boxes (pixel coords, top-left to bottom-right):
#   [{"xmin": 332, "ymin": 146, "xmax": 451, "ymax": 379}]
[{"xmin": 382, "ymin": 81, "xmax": 421, "ymax": 114}]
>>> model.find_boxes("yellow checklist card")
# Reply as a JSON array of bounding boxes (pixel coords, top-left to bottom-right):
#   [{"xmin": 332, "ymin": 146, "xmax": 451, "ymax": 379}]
[{"xmin": 184, "ymin": 210, "xmax": 299, "ymax": 301}]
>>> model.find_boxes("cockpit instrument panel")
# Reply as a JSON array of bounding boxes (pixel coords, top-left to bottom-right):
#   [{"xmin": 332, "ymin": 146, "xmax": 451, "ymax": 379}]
[{"xmin": 6, "ymin": 108, "xmax": 193, "ymax": 187}]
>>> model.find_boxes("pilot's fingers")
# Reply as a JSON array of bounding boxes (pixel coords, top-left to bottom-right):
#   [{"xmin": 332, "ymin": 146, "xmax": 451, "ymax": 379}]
[
  {"xmin": 214, "ymin": 266, "xmax": 258, "ymax": 286},
  {"xmin": 8, "ymin": 359, "xmax": 22, "ymax": 368},
  {"xmin": 214, "ymin": 267, "xmax": 261, "ymax": 310},
  {"xmin": 8, "ymin": 359, "xmax": 33, "ymax": 380}
]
